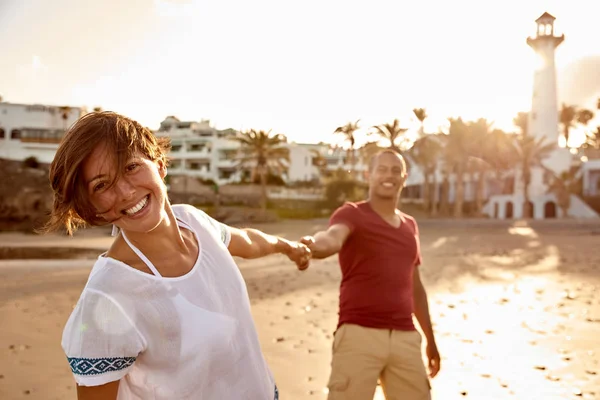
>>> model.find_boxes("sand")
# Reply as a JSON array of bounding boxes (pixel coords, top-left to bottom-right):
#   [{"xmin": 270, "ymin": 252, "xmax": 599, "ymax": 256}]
[{"xmin": 0, "ymin": 218, "xmax": 599, "ymax": 399}]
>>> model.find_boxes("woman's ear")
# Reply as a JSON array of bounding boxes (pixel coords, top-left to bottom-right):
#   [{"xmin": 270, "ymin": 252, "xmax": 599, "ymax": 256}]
[{"xmin": 158, "ymin": 159, "xmax": 167, "ymax": 179}]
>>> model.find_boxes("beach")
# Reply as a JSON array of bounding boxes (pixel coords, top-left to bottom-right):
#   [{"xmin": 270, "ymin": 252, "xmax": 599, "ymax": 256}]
[{"xmin": 1, "ymin": 218, "xmax": 599, "ymax": 399}]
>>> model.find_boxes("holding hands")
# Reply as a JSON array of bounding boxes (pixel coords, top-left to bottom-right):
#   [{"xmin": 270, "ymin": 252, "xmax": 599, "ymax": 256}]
[{"xmin": 282, "ymin": 239, "xmax": 312, "ymax": 271}]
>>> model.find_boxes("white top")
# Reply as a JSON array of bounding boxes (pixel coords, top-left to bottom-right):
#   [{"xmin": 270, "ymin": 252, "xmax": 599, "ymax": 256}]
[{"xmin": 62, "ymin": 205, "xmax": 278, "ymax": 399}]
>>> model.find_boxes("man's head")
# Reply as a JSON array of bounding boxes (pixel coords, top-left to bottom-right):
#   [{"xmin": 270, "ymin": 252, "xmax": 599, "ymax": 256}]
[{"xmin": 367, "ymin": 150, "xmax": 408, "ymax": 200}]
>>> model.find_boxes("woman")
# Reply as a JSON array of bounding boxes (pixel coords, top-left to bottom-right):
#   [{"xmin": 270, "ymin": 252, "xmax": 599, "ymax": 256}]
[{"xmin": 44, "ymin": 111, "xmax": 311, "ymax": 399}]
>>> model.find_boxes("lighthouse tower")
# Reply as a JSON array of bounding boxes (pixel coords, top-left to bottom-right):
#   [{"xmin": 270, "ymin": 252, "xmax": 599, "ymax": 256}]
[
  {"xmin": 482, "ymin": 12, "xmax": 599, "ymax": 219},
  {"xmin": 526, "ymin": 12, "xmax": 572, "ymax": 177}
]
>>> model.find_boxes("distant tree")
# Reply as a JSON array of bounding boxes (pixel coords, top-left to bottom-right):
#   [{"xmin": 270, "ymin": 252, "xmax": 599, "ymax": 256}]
[
  {"xmin": 408, "ymin": 134, "xmax": 442, "ymax": 215},
  {"xmin": 514, "ymin": 135, "xmax": 556, "ymax": 218},
  {"xmin": 333, "ymin": 120, "xmax": 360, "ymax": 177},
  {"xmin": 58, "ymin": 106, "xmax": 72, "ymax": 131},
  {"xmin": 585, "ymin": 126, "xmax": 600, "ymax": 149},
  {"xmin": 413, "ymin": 108, "xmax": 428, "ymax": 135},
  {"xmin": 323, "ymin": 170, "xmax": 365, "ymax": 209},
  {"xmin": 577, "ymin": 109, "xmax": 595, "ymax": 126},
  {"xmin": 559, "ymin": 103, "xmax": 577, "ymax": 146},
  {"xmin": 371, "ymin": 119, "xmax": 409, "ymax": 152},
  {"xmin": 513, "ymin": 112, "xmax": 529, "ymax": 135},
  {"xmin": 233, "ymin": 129, "xmax": 289, "ymax": 211},
  {"xmin": 22, "ymin": 156, "xmax": 40, "ymax": 169}
]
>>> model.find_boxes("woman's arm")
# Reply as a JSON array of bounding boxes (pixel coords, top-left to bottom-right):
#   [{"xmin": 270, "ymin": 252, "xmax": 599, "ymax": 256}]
[
  {"xmin": 227, "ymin": 227, "xmax": 311, "ymax": 270},
  {"xmin": 77, "ymin": 381, "xmax": 120, "ymax": 400}
]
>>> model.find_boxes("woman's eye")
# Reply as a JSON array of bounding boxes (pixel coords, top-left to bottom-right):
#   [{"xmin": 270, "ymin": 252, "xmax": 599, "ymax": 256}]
[
  {"xmin": 126, "ymin": 163, "xmax": 139, "ymax": 172},
  {"xmin": 93, "ymin": 182, "xmax": 106, "ymax": 192}
]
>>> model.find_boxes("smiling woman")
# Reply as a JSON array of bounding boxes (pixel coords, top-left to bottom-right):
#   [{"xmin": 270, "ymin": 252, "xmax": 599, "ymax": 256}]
[{"xmin": 40, "ymin": 111, "xmax": 311, "ymax": 400}]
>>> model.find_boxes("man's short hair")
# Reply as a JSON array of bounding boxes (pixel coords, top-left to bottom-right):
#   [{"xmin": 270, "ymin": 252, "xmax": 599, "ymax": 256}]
[{"xmin": 368, "ymin": 149, "xmax": 407, "ymax": 174}]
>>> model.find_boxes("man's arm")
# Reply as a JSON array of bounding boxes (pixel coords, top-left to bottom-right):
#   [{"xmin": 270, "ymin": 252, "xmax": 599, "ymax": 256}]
[
  {"xmin": 300, "ymin": 223, "xmax": 351, "ymax": 259},
  {"xmin": 413, "ymin": 267, "xmax": 441, "ymax": 377},
  {"xmin": 228, "ymin": 227, "xmax": 311, "ymax": 270}
]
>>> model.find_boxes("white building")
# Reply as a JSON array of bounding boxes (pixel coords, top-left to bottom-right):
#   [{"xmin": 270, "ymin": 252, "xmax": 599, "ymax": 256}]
[
  {"xmin": 156, "ymin": 117, "xmax": 242, "ymax": 185},
  {"xmin": 156, "ymin": 116, "xmax": 366, "ymax": 186},
  {"xmin": 0, "ymin": 101, "xmax": 84, "ymax": 163},
  {"xmin": 583, "ymin": 158, "xmax": 600, "ymax": 197}
]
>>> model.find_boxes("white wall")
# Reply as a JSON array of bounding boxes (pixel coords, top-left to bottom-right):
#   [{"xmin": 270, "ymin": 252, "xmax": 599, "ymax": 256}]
[{"xmin": 582, "ymin": 159, "xmax": 600, "ymax": 196}]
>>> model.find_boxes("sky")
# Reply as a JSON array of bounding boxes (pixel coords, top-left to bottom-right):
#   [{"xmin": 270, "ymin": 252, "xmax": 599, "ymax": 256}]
[{"xmin": 1, "ymin": 0, "xmax": 599, "ymax": 146}]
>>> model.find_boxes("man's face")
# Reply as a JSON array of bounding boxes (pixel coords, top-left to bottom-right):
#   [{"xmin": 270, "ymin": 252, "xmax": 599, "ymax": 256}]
[{"xmin": 368, "ymin": 152, "xmax": 407, "ymax": 199}]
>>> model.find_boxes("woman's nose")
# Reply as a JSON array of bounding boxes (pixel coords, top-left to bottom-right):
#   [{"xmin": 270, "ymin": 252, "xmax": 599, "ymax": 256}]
[{"xmin": 114, "ymin": 178, "xmax": 135, "ymax": 199}]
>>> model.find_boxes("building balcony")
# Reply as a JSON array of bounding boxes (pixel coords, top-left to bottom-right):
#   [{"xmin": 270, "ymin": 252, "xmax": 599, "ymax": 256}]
[
  {"xmin": 20, "ymin": 137, "xmax": 63, "ymax": 144},
  {"xmin": 217, "ymin": 159, "xmax": 237, "ymax": 168}
]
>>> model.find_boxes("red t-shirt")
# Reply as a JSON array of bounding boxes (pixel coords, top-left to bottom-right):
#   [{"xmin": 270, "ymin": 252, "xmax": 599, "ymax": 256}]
[{"xmin": 330, "ymin": 201, "xmax": 422, "ymax": 331}]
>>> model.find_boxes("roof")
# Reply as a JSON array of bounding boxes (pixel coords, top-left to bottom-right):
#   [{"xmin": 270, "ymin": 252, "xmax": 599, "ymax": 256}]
[{"xmin": 536, "ymin": 12, "xmax": 556, "ymax": 23}]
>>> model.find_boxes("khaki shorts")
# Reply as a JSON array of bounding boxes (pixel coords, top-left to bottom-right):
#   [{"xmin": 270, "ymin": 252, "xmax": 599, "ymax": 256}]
[{"xmin": 327, "ymin": 324, "xmax": 431, "ymax": 400}]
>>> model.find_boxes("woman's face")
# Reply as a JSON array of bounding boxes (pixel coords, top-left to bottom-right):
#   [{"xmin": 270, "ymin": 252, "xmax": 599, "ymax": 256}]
[{"xmin": 82, "ymin": 144, "xmax": 168, "ymax": 234}]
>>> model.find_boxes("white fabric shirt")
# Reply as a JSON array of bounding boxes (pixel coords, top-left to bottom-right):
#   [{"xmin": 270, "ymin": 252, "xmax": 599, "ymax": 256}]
[{"xmin": 62, "ymin": 205, "xmax": 278, "ymax": 399}]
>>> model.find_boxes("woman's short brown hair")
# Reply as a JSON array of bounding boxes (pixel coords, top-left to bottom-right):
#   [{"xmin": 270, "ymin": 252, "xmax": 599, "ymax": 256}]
[{"xmin": 42, "ymin": 111, "xmax": 171, "ymax": 235}]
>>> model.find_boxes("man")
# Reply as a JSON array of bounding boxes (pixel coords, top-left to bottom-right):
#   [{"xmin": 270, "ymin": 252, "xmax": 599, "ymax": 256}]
[{"xmin": 301, "ymin": 150, "xmax": 440, "ymax": 400}]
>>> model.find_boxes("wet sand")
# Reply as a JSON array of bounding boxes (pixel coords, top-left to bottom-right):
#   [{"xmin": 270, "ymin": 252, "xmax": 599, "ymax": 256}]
[{"xmin": 0, "ymin": 219, "xmax": 599, "ymax": 399}]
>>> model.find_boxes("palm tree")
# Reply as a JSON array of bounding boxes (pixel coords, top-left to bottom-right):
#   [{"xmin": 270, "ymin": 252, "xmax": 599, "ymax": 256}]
[
  {"xmin": 444, "ymin": 118, "xmax": 471, "ymax": 218},
  {"xmin": 309, "ymin": 149, "xmax": 328, "ymax": 183},
  {"xmin": 546, "ymin": 171, "xmax": 575, "ymax": 218},
  {"xmin": 413, "ymin": 108, "xmax": 428, "ymax": 136},
  {"xmin": 514, "ymin": 135, "xmax": 556, "ymax": 218},
  {"xmin": 577, "ymin": 109, "xmax": 595, "ymax": 126},
  {"xmin": 513, "ymin": 112, "xmax": 529, "ymax": 135},
  {"xmin": 466, "ymin": 118, "xmax": 494, "ymax": 216},
  {"xmin": 358, "ymin": 141, "xmax": 386, "ymax": 178},
  {"xmin": 485, "ymin": 129, "xmax": 517, "ymax": 194},
  {"xmin": 233, "ymin": 129, "xmax": 290, "ymax": 211},
  {"xmin": 409, "ymin": 134, "xmax": 442, "ymax": 215},
  {"xmin": 333, "ymin": 120, "xmax": 360, "ymax": 178},
  {"xmin": 585, "ymin": 126, "xmax": 600, "ymax": 149},
  {"xmin": 560, "ymin": 103, "xmax": 577, "ymax": 147},
  {"xmin": 371, "ymin": 119, "xmax": 409, "ymax": 152}
]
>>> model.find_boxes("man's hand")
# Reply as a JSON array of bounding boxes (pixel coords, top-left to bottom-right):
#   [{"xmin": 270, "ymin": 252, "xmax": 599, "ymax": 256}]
[
  {"xmin": 282, "ymin": 240, "xmax": 312, "ymax": 271},
  {"xmin": 426, "ymin": 341, "xmax": 441, "ymax": 378},
  {"xmin": 299, "ymin": 235, "xmax": 315, "ymax": 248}
]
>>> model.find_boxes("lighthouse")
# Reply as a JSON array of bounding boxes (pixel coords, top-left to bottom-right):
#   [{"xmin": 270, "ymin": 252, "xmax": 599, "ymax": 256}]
[
  {"xmin": 482, "ymin": 12, "xmax": 598, "ymax": 219},
  {"xmin": 526, "ymin": 12, "xmax": 572, "ymax": 177}
]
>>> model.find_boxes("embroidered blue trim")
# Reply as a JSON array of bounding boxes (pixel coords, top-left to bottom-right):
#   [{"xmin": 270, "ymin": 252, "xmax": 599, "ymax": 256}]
[
  {"xmin": 67, "ymin": 356, "xmax": 136, "ymax": 376},
  {"xmin": 274, "ymin": 384, "xmax": 279, "ymax": 400}
]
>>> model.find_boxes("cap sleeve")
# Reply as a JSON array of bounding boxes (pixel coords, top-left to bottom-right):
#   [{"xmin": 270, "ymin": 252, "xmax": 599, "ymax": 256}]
[
  {"xmin": 192, "ymin": 207, "xmax": 231, "ymax": 247},
  {"xmin": 329, "ymin": 202, "xmax": 358, "ymax": 232},
  {"xmin": 61, "ymin": 289, "xmax": 146, "ymax": 387}
]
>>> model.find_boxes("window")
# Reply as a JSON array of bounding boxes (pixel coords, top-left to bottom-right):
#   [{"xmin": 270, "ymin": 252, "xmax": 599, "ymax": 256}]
[
  {"xmin": 0, "ymin": 128, "xmax": 4, "ymax": 139},
  {"xmin": 11, "ymin": 129, "xmax": 21, "ymax": 139}
]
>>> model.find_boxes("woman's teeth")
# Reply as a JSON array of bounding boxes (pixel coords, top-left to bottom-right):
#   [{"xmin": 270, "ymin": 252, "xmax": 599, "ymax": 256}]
[{"xmin": 125, "ymin": 195, "xmax": 148, "ymax": 216}]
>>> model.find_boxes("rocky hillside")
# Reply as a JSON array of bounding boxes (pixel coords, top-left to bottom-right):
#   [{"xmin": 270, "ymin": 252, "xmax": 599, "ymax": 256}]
[{"xmin": 0, "ymin": 158, "xmax": 52, "ymax": 232}]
